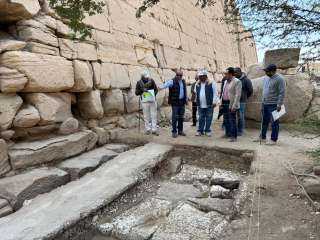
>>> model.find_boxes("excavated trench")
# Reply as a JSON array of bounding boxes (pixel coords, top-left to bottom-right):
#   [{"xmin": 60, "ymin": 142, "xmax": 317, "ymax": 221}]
[{"xmin": 59, "ymin": 145, "xmax": 254, "ymax": 240}]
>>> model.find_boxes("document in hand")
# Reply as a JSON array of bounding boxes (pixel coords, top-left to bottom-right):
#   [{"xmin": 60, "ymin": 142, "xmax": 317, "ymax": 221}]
[
  {"xmin": 142, "ymin": 89, "xmax": 156, "ymax": 103},
  {"xmin": 272, "ymin": 105, "xmax": 286, "ymax": 121}
]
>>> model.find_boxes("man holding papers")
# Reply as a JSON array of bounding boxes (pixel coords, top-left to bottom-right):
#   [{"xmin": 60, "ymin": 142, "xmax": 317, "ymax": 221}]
[
  {"xmin": 258, "ymin": 64, "xmax": 286, "ymax": 145},
  {"xmin": 135, "ymin": 70, "xmax": 159, "ymax": 135}
]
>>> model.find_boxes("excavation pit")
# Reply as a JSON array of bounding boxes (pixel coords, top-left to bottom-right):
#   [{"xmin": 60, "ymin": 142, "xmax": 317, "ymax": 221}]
[{"xmin": 69, "ymin": 145, "xmax": 254, "ymax": 240}]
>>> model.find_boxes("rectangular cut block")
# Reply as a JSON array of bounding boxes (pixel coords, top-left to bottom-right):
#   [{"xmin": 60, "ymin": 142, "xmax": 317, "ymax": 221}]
[{"xmin": 9, "ymin": 130, "xmax": 98, "ymax": 170}]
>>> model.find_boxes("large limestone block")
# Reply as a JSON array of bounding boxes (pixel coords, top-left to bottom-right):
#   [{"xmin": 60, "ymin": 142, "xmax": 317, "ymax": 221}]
[
  {"xmin": 101, "ymin": 63, "xmax": 131, "ymax": 89},
  {"xmin": 264, "ymin": 48, "xmax": 300, "ymax": 69},
  {"xmin": 0, "ymin": 94, "xmax": 23, "ymax": 130},
  {"xmin": 246, "ymin": 64, "xmax": 265, "ymax": 79},
  {"xmin": 124, "ymin": 89, "xmax": 140, "ymax": 113},
  {"xmin": 0, "ymin": 51, "xmax": 74, "ymax": 92},
  {"xmin": 0, "ymin": 31, "xmax": 26, "ymax": 53},
  {"xmin": 16, "ymin": 23, "xmax": 58, "ymax": 47},
  {"xmin": 24, "ymin": 42, "xmax": 59, "ymax": 56},
  {"xmin": 0, "ymin": 167, "xmax": 69, "ymax": 210},
  {"xmin": 0, "ymin": 67, "xmax": 28, "ymax": 93},
  {"xmin": 0, "ymin": 0, "xmax": 40, "ymax": 22},
  {"xmin": 57, "ymin": 147, "xmax": 118, "ymax": 180},
  {"xmin": 9, "ymin": 130, "xmax": 98, "ymax": 170},
  {"xmin": 135, "ymin": 45, "xmax": 158, "ymax": 67},
  {"xmin": 246, "ymin": 73, "xmax": 313, "ymax": 123},
  {"xmin": 0, "ymin": 139, "xmax": 10, "ymax": 177},
  {"xmin": 25, "ymin": 93, "xmax": 73, "ymax": 125},
  {"xmin": 103, "ymin": 89, "xmax": 125, "ymax": 115},
  {"xmin": 69, "ymin": 60, "xmax": 93, "ymax": 92},
  {"xmin": 77, "ymin": 90, "xmax": 104, "ymax": 119},
  {"xmin": 96, "ymin": 30, "xmax": 137, "ymax": 65},
  {"xmin": 13, "ymin": 104, "xmax": 40, "ymax": 128},
  {"xmin": 59, "ymin": 39, "xmax": 98, "ymax": 61},
  {"xmin": 307, "ymin": 86, "xmax": 320, "ymax": 119},
  {"xmin": 83, "ymin": 5, "xmax": 110, "ymax": 32}
]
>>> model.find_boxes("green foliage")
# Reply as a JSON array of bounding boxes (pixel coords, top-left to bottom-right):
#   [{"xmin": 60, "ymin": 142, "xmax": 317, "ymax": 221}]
[
  {"xmin": 292, "ymin": 115, "xmax": 320, "ymax": 134},
  {"xmin": 307, "ymin": 148, "xmax": 320, "ymax": 166},
  {"xmin": 49, "ymin": 0, "xmax": 105, "ymax": 39}
]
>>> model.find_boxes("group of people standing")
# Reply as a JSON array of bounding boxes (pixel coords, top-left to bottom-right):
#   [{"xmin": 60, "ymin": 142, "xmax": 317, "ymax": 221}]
[{"xmin": 135, "ymin": 64, "xmax": 286, "ymax": 145}]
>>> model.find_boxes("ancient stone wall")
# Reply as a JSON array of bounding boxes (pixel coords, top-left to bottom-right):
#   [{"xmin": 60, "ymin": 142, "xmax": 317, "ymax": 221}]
[{"xmin": 0, "ymin": 0, "xmax": 257, "ymax": 143}]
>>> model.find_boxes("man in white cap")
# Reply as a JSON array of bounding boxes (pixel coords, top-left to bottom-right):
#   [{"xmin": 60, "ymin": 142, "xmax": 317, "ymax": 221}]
[
  {"xmin": 194, "ymin": 69, "xmax": 219, "ymax": 137},
  {"xmin": 135, "ymin": 70, "xmax": 159, "ymax": 135}
]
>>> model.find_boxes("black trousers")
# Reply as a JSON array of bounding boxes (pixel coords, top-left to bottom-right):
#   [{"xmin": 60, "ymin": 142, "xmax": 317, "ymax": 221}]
[{"xmin": 192, "ymin": 102, "xmax": 197, "ymax": 125}]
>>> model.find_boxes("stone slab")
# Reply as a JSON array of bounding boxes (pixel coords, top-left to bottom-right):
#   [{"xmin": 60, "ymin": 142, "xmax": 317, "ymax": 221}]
[
  {"xmin": 58, "ymin": 147, "xmax": 119, "ymax": 180},
  {"xmin": 0, "ymin": 143, "xmax": 172, "ymax": 240},
  {"xmin": 0, "ymin": 167, "xmax": 69, "ymax": 210},
  {"xmin": 156, "ymin": 182, "xmax": 202, "ymax": 203},
  {"xmin": 188, "ymin": 198, "xmax": 235, "ymax": 216},
  {"xmin": 171, "ymin": 164, "xmax": 214, "ymax": 184},
  {"xmin": 104, "ymin": 144, "xmax": 130, "ymax": 153},
  {"xmin": 211, "ymin": 169, "xmax": 241, "ymax": 190},
  {"xmin": 8, "ymin": 130, "xmax": 98, "ymax": 170},
  {"xmin": 0, "ymin": 199, "xmax": 12, "ymax": 218}
]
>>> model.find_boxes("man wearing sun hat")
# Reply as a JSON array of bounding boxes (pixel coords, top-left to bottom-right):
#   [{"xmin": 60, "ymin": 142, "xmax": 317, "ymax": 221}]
[
  {"xmin": 194, "ymin": 69, "xmax": 219, "ymax": 137},
  {"xmin": 135, "ymin": 70, "xmax": 159, "ymax": 135}
]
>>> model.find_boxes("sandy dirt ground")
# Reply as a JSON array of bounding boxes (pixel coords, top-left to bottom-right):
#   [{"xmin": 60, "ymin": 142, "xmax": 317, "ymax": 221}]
[{"xmin": 119, "ymin": 121, "xmax": 320, "ymax": 240}]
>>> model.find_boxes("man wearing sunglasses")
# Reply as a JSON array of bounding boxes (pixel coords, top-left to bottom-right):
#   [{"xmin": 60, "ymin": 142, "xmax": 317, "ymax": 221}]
[{"xmin": 160, "ymin": 69, "xmax": 188, "ymax": 138}]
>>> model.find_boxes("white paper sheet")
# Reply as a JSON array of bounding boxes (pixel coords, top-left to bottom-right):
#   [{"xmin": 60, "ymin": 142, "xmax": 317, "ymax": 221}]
[{"xmin": 272, "ymin": 105, "xmax": 286, "ymax": 121}]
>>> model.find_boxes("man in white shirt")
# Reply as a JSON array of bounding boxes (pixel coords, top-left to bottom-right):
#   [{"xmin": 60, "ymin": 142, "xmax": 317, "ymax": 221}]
[{"xmin": 194, "ymin": 69, "xmax": 219, "ymax": 137}]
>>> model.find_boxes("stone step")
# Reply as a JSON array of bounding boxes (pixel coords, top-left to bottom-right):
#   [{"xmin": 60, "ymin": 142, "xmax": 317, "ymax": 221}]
[
  {"xmin": 8, "ymin": 130, "xmax": 98, "ymax": 170},
  {"xmin": 0, "ymin": 143, "xmax": 172, "ymax": 240},
  {"xmin": 0, "ymin": 167, "xmax": 69, "ymax": 211},
  {"xmin": 104, "ymin": 144, "xmax": 129, "ymax": 153},
  {"xmin": 57, "ymin": 147, "xmax": 119, "ymax": 180}
]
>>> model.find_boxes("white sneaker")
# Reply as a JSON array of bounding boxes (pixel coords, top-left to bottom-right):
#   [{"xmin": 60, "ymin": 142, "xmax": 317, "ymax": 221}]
[
  {"xmin": 205, "ymin": 132, "xmax": 212, "ymax": 137},
  {"xmin": 195, "ymin": 132, "xmax": 203, "ymax": 137},
  {"xmin": 266, "ymin": 140, "xmax": 277, "ymax": 146}
]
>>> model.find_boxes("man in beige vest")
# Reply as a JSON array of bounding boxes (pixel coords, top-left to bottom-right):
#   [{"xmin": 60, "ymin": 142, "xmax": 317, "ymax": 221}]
[{"xmin": 224, "ymin": 67, "xmax": 242, "ymax": 142}]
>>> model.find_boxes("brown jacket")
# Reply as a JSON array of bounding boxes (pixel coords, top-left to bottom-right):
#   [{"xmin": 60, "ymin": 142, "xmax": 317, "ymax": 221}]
[{"xmin": 228, "ymin": 77, "xmax": 242, "ymax": 110}]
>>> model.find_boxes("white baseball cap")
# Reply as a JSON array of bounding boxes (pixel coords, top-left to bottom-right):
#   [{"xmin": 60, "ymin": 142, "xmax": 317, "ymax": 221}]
[
  {"xmin": 197, "ymin": 69, "xmax": 208, "ymax": 77},
  {"xmin": 141, "ymin": 70, "xmax": 150, "ymax": 78}
]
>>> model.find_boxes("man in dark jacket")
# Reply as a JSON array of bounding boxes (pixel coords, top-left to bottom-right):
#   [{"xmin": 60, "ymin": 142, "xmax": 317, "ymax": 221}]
[
  {"xmin": 160, "ymin": 69, "xmax": 187, "ymax": 138},
  {"xmin": 234, "ymin": 67, "xmax": 253, "ymax": 136},
  {"xmin": 135, "ymin": 70, "xmax": 159, "ymax": 135}
]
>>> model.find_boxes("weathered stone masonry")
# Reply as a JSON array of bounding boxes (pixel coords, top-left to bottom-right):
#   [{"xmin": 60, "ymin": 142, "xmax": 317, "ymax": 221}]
[{"xmin": 0, "ymin": 0, "xmax": 257, "ymax": 175}]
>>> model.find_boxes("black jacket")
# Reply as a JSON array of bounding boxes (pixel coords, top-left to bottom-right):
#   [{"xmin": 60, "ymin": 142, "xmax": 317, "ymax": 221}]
[
  {"xmin": 135, "ymin": 78, "xmax": 158, "ymax": 97},
  {"xmin": 239, "ymin": 73, "xmax": 253, "ymax": 103}
]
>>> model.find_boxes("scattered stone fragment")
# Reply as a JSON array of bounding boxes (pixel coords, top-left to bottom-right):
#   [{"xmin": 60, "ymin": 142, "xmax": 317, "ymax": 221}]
[
  {"xmin": 57, "ymin": 147, "xmax": 118, "ymax": 180},
  {"xmin": 151, "ymin": 203, "xmax": 225, "ymax": 240},
  {"xmin": 9, "ymin": 130, "xmax": 98, "ymax": 170},
  {"xmin": 93, "ymin": 127, "xmax": 108, "ymax": 146},
  {"xmin": 264, "ymin": 48, "xmax": 300, "ymax": 69},
  {"xmin": 13, "ymin": 105, "xmax": 40, "ymax": 128},
  {"xmin": 188, "ymin": 198, "xmax": 235, "ymax": 216},
  {"xmin": 171, "ymin": 164, "xmax": 213, "ymax": 184},
  {"xmin": 104, "ymin": 144, "xmax": 129, "ymax": 153},
  {"xmin": 106, "ymin": 198, "xmax": 172, "ymax": 239},
  {"xmin": 210, "ymin": 185, "xmax": 231, "ymax": 199},
  {"xmin": 0, "ymin": 167, "xmax": 69, "ymax": 210},
  {"xmin": 156, "ymin": 182, "xmax": 202, "ymax": 203},
  {"xmin": 58, "ymin": 117, "xmax": 79, "ymax": 135},
  {"xmin": 98, "ymin": 223, "xmax": 114, "ymax": 236},
  {"xmin": 211, "ymin": 168, "xmax": 241, "ymax": 190}
]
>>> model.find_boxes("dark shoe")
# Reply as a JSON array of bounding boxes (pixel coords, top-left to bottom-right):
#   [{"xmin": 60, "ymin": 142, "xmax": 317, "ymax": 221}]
[
  {"xmin": 195, "ymin": 132, "xmax": 203, "ymax": 137},
  {"xmin": 152, "ymin": 131, "xmax": 159, "ymax": 136},
  {"xmin": 229, "ymin": 138, "xmax": 237, "ymax": 142},
  {"xmin": 172, "ymin": 133, "xmax": 178, "ymax": 138},
  {"xmin": 178, "ymin": 132, "xmax": 187, "ymax": 136}
]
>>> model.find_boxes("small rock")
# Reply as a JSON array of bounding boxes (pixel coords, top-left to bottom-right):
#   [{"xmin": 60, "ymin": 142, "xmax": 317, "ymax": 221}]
[
  {"xmin": 59, "ymin": 117, "xmax": 79, "ymax": 135},
  {"xmin": 210, "ymin": 185, "xmax": 231, "ymax": 198},
  {"xmin": 211, "ymin": 168, "xmax": 241, "ymax": 190},
  {"xmin": 13, "ymin": 105, "xmax": 41, "ymax": 128},
  {"xmin": 98, "ymin": 223, "xmax": 114, "ymax": 236},
  {"xmin": 1, "ymin": 130, "xmax": 15, "ymax": 141}
]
